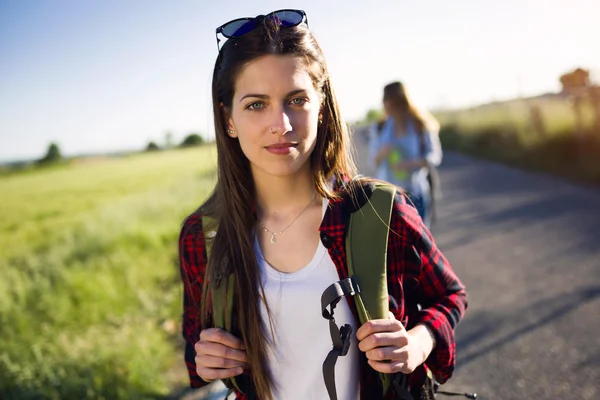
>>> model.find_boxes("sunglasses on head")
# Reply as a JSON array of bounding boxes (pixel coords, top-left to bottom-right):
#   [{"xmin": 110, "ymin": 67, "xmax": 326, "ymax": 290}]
[{"xmin": 215, "ymin": 9, "xmax": 308, "ymax": 51}]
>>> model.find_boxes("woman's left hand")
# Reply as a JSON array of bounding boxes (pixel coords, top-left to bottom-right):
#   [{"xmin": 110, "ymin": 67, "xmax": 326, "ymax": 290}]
[{"xmin": 356, "ymin": 312, "xmax": 433, "ymax": 374}]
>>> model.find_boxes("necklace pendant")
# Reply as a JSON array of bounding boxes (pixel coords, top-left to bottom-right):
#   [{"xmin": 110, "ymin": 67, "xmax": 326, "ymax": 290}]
[{"xmin": 270, "ymin": 233, "xmax": 277, "ymax": 244}]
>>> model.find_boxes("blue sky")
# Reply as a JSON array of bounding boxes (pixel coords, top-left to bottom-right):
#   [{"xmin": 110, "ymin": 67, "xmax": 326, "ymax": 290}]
[{"xmin": 1, "ymin": 0, "xmax": 599, "ymax": 162}]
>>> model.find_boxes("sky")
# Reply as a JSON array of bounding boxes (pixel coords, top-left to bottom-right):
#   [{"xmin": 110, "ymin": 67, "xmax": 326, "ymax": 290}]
[{"xmin": 1, "ymin": 0, "xmax": 599, "ymax": 162}]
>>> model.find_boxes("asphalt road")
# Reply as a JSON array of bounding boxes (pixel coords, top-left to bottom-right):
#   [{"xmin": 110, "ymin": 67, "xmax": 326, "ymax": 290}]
[
  {"xmin": 183, "ymin": 137, "xmax": 600, "ymax": 400},
  {"xmin": 424, "ymin": 151, "xmax": 600, "ymax": 400}
]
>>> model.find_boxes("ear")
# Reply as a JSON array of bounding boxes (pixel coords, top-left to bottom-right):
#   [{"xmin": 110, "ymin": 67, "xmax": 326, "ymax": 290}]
[{"xmin": 220, "ymin": 102, "xmax": 237, "ymax": 138}]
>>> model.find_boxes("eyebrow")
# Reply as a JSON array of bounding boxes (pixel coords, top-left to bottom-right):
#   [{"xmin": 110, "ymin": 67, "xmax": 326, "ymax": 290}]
[{"xmin": 239, "ymin": 89, "xmax": 308, "ymax": 102}]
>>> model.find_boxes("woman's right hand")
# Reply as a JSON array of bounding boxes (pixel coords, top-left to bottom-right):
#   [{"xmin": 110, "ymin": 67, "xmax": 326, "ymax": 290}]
[{"xmin": 194, "ymin": 328, "xmax": 249, "ymax": 382}]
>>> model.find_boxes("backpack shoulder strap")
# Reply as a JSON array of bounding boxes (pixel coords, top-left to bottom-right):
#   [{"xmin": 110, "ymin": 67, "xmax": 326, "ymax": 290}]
[
  {"xmin": 345, "ymin": 184, "xmax": 416, "ymax": 399},
  {"xmin": 321, "ymin": 183, "xmax": 417, "ymax": 400},
  {"xmin": 201, "ymin": 216, "xmax": 241, "ymax": 392},
  {"xmin": 202, "ymin": 216, "xmax": 231, "ymax": 329},
  {"xmin": 346, "ymin": 183, "xmax": 396, "ymax": 324},
  {"xmin": 319, "ymin": 183, "xmax": 395, "ymax": 399}
]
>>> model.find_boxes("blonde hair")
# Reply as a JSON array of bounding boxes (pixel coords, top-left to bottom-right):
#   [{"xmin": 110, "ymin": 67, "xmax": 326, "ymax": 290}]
[{"xmin": 383, "ymin": 81, "xmax": 439, "ymax": 134}]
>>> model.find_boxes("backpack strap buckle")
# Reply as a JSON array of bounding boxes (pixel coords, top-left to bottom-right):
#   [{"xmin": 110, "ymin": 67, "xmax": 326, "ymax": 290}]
[
  {"xmin": 338, "ymin": 324, "xmax": 353, "ymax": 357},
  {"xmin": 321, "ymin": 276, "xmax": 361, "ymax": 319},
  {"xmin": 320, "ymin": 277, "xmax": 361, "ymax": 400}
]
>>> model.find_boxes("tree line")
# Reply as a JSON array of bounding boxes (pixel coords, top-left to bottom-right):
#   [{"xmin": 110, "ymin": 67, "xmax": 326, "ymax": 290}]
[{"xmin": 34, "ymin": 133, "xmax": 207, "ymax": 166}]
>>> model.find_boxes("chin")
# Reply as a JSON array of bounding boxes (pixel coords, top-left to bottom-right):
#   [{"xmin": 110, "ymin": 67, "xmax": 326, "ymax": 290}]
[
  {"xmin": 251, "ymin": 159, "xmax": 310, "ymax": 178},
  {"xmin": 268, "ymin": 166, "xmax": 305, "ymax": 177}
]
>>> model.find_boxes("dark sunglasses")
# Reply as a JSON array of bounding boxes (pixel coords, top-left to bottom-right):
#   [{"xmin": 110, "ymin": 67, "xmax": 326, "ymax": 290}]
[{"xmin": 215, "ymin": 9, "xmax": 308, "ymax": 51}]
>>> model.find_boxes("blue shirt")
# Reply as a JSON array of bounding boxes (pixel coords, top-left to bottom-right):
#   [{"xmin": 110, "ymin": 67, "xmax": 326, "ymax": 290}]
[
  {"xmin": 367, "ymin": 123, "xmax": 390, "ymax": 182},
  {"xmin": 374, "ymin": 117, "xmax": 442, "ymax": 196}
]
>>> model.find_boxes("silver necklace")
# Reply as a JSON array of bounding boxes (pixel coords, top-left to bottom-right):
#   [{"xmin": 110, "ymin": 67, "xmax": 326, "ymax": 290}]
[{"xmin": 260, "ymin": 192, "xmax": 317, "ymax": 244}]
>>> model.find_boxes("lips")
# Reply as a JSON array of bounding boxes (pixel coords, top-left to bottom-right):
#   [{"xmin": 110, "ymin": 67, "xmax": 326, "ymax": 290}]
[
  {"xmin": 265, "ymin": 142, "xmax": 297, "ymax": 155},
  {"xmin": 265, "ymin": 142, "xmax": 297, "ymax": 149}
]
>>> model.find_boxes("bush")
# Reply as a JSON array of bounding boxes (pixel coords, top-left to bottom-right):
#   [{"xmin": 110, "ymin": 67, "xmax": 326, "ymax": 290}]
[
  {"xmin": 146, "ymin": 141, "xmax": 160, "ymax": 152},
  {"xmin": 180, "ymin": 133, "xmax": 204, "ymax": 148},
  {"xmin": 38, "ymin": 143, "xmax": 62, "ymax": 164}
]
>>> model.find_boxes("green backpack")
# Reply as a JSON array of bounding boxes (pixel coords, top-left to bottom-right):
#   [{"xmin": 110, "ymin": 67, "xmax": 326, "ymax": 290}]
[{"xmin": 203, "ymin": 183, "xmax": 402, "ymax": 399}]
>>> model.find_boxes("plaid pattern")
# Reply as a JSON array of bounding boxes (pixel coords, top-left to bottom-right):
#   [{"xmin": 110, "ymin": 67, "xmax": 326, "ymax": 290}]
[{"xmin": 179, "ymin": 183, "xmax": 467, "ymax": 399}]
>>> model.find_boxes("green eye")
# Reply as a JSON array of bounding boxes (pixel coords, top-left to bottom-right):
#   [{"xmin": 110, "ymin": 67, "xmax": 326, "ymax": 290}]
[
  {"xmin": 246, "ymin": 102, "xmax": 264, "ymax": 110},
  {"xmin": 291, "ymin": 97, "xmax": 307, "ymax": 106}
]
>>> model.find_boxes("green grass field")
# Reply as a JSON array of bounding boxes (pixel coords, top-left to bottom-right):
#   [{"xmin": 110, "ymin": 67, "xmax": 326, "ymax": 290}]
[{"xmin": 0, "ymin": 146, "xmax": 218, "ymax": 399}]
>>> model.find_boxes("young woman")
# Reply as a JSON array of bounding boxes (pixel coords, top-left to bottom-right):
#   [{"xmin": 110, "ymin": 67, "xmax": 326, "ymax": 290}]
[
  {"xmin": 179, "ymin": 10, "xmax": 467, "ymax": 400},
  {"xmin": 372, "ymin": 82, "xmax": 443, "ymax": 228}
]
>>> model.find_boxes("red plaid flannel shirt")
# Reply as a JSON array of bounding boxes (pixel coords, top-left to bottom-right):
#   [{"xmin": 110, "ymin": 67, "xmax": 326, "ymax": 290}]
[{"xmin": 179, "ymin": 184, "xmax": 467, "ymax": 399}]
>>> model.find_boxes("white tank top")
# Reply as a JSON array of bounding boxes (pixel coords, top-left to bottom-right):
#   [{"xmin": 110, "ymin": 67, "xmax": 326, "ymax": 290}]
[{"xmin": 255, "ymin": 199, "xmax": 360, "ymax": 400}]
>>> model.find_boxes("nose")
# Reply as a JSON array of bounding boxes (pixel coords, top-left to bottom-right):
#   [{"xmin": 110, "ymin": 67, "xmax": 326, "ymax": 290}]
[{"xmin": 269, "ymin": 105, "xmax": 292, "ymax": 135}]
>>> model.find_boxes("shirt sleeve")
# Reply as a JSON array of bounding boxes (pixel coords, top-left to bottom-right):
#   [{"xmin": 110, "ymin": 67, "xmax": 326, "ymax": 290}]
[
  {"xmin": 179, "ymin": 214, "xmax": 210, "ymax": 388},
  {"xmin": 386, "ymin": 192, "xmax": 467, "ymax": 383}
]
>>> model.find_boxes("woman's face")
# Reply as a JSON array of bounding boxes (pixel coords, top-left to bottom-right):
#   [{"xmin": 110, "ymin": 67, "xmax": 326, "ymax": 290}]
[
  {"xmin": 383, "ymin": 99, "xmax": 392, "ymax": 116},
  {"xmin": 226, "ymin": 54, "xmax": 321, "ymax": 179}
]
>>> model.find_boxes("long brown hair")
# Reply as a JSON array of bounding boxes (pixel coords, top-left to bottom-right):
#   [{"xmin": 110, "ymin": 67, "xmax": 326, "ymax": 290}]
[
  {"xmin": 185, "ymin": 20, "xmax": 357, "ymax": 399},
  {"xmin": 383, "ymin": 81, "xmax": 440, "ymax": 134}
]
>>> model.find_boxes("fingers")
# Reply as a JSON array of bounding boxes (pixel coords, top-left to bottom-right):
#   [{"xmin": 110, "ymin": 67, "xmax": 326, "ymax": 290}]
[
  {"xmin": 194, "ymin": 329, "xmax": 248, "ymax": 383},
  {"xmin": 200, "ymin": 328, "xmax": 245, "ymax": 350},
  {"xmin": 196, "ymin": 365, "xmax": 245, "ymax": 382},
  {"xmin": 195, "ymin": 340, "xmax": 248, "ymax": 363},
  {"xmin": 364, "ymin": 344, "xmax": 408, "ymax": 362},
  {"xmin": 356, "ymin": 316, "xmax": 406, "ymax": 340},
  {"xmin": 196, "ymin": 353, "xmax": 248, "ymax": 370},
  {"xmin": 358, "ymin": 331, "xmax": 409, "ymax": 353},
  {"xmin": 368, "ymin": 359, "xmax": 412, "ymax": 374}
]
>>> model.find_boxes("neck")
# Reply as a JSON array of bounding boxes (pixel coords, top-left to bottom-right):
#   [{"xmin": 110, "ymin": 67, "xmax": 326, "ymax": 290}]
[
  {"xmin": 391, "ymin": 111, "xmax": 408, "ymax": 125},
  {"xmin": 253, "ymin": 164, "xmax": 317, "ymax": 218}
]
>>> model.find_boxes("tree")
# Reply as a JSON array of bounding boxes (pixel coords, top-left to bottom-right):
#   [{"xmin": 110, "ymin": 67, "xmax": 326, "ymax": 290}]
[
  {"xmin": 560, "ymin": 68, "xmax": 590, "ymax": 93},
  {"xmin": 180, "ymin": 133, "xmax": 204, "ymax": 148},
  {"xmin": 365, "ymin": 108, "xmax": 384, "ymax": 124},
  {"xmin": 39, "ymin": 142, "xmax": 62, "ymax": 164},
  {"xmin": 146, "ymin": 141, "xmax": 160, "ymax": 151}
]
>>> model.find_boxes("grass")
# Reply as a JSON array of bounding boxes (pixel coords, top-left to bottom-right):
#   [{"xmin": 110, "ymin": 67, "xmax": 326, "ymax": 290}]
[
  {"xmin": 0, "ymin": 146, "xmax": 218, "ymax": 399},
  {"xmin": 433, "ymin": 95, "xmax": 600, "ymax": 186}
]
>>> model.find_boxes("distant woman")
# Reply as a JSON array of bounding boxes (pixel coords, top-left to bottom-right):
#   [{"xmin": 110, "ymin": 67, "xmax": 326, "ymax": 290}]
[{"xmin": 372, "ymin": 82, "xmax": 442, "ymax": 227}]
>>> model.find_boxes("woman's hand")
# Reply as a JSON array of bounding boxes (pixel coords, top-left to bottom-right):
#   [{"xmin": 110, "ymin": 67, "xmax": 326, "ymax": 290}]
[
  {"xmin": 356, "ymin": 313, "xmax": 435, "ymax": 374},
  {"xmin": 194, "ymin": 328, "xmax": 249, "ymax": 382}
]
